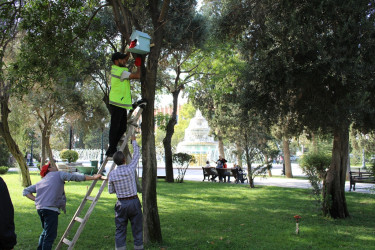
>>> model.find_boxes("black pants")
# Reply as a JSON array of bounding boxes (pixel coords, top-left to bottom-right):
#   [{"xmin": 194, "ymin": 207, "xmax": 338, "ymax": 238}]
[{"xmin": 107, "ymin": 104, "xmax": 127, "ymax": 154}]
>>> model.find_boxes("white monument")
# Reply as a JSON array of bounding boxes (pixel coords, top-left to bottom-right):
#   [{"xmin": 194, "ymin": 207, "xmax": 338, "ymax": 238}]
[{"xmin": 176, "ymin": 110, "xmax": 218, "ymax": 166}]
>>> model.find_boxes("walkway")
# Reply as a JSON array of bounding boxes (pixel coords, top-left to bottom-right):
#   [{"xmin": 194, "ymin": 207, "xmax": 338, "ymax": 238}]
[{"xmin": 13, "ymin": 163, "xmax": 374, "ymax": 194}]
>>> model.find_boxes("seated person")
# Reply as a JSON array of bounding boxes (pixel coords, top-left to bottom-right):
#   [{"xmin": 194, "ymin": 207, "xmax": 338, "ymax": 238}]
[
  {"xmin": 235, "ymin": 164, "xmax": 246, "ymax": 183},
  {"xmin": 216, "ymin": 157, "xmax": 225, "ymax": 182}
]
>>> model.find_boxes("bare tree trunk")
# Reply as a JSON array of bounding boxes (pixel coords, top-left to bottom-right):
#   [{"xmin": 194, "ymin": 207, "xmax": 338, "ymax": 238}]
[
  {"xmin": 0, "ymin": 98, "xmax": 31, "ymax": 187},
  {"xmin": 322, "ymin": 125, "xmax": 350, "ymax": 218},
  {"xmin": 282, "ymin": 137, "xmax": 293, "ymax": 178},
  {"xmin": 265, "ymin": 154, "xmax": 272, "ymax": 177},
  {"xmin": 45, "ymin": 129, "xmax": 57, "ymax": 168},
  {"xmin": 245, "ymin": 147, "xmax": 254, "ymax": 188},
  {"xmin": 235, "ymin": 142, "xmax": 243, "ymax": 166},
  {"xmin": 244, "ymin": 134, "xmax": 254, "ymax": 188},
  {"xmin": 141, "ymin": 39, "xmax": 162, "ymax": 244},
  {"xmin": 311, "ymin": 132, "xmax": 318, "ymax": 153},
  {"xmin": 40, "ymin": 125, "xmax": 47, "ymax": 166},
  {"xmin": 163, "ymin": 90, "xmax": 179, "ymax": 183},
  {"xmin": 218, "ymin": 134, "xmax": 225, "ymax": 158}
]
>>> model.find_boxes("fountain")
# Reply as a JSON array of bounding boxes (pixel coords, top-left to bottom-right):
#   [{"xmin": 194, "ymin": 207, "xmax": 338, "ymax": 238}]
[{"xmin": 176, "ymin": 110, "xmax": 218, "ymax": 166}]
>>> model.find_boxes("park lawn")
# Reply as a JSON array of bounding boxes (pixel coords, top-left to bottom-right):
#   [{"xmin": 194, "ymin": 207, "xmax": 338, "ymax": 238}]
[{"xmin": 2, "ymin": 171, "xmax": 375, "ymax": 250}]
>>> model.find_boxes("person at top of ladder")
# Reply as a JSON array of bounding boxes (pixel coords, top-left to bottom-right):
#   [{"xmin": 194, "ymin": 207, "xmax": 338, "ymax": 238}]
[
  {"xmin": 107, "ymin": 134, "xmax": 143, "ymax": 250},
  {"xmin": 106, "ymin": 51, "xmax": 142, "ymax": 157},
  {"xmin": 22, "ymin": 162, "xmax": 102, "ymax": 250}
]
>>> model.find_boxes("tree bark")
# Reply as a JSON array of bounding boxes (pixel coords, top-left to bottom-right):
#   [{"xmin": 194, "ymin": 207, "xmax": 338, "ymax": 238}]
[
  {"xmin": 265, "ymin": 154, "xmax": 272, "ymax": 177},
  {"xmin": 218, "ymin": 134, "xmax": 225, "ymax": 158},
  {"xmin": 141, "ymin": 26, "xmax": 163, "ymax": 244},
  {"xmin": 244, "ymin": 134, "xmax": 254, "ymax": 188},
  {"xmin": 163, "ymin": 90, "xmax": 180, "ymax": 183},
  {"xmin": 235, "ymin": 142, "xmax": 243, "ymax": 166},
  {"xmin": 40, "ymin": 125, "xmax": 47, "ymax": 166},
  {"xmin": 322, "ymin": 125, "xmax": 350, "ymax": 218},
  {"xmin": 282, "ymin": 137, "xmax": 293, "ymax": 178},
  {"xmin": 0, "ymin": 98, "xmax": 31, "ymax": 187}
]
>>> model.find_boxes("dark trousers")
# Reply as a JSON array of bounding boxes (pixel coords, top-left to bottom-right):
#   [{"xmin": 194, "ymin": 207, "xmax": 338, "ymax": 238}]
[
  {"xmin": 114, "ymin": 199, "xmax": 143, "ymax": 250},
  {"xmin": 37, "ymin": 209, "xmax": 59, "ymax": 250},
  {"xmin": 108, "ymin": 104, "xmax": 128, "ymax": 154}
]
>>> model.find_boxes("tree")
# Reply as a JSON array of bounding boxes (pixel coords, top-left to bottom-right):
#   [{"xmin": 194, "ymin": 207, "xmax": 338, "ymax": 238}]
[
  {"xmin": 0, "ymin": 0, "xmax": 32, "ymax": 186},
  {"xmin": 158, "ymin": 4, "xmax": 206, "ymax": 182},
  {"xmin": 216, "ymin": 0, "xmax": 375, "ymax": 218},
  {"xmin": 106, "ymin": 0, "xmax": 172, "ymax": 243}
]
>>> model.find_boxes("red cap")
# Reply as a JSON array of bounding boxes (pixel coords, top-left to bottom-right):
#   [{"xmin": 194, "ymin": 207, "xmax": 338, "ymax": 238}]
[{"xmin": 40, "ymin": 162, "xmax": 50, "ymax": 177}]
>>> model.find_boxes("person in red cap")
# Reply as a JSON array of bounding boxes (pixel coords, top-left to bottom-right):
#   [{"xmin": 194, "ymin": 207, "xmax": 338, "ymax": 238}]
[
  {"xmin": 106, "ymin": 51, "xmax": 142, "ymax": 157},
  {"xmin": 23, "ymin": 162, "xmax": 101, "ymax": 250}
]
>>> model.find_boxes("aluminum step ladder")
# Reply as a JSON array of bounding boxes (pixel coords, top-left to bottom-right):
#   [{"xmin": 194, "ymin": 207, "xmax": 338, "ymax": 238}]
[{"xmin": 56, "ymin": 103, "xmax": 145, "ymax": 250}]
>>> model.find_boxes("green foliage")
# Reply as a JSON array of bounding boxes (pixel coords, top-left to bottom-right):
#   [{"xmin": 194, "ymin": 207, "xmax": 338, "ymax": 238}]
[
  {"xmin": 299, "ymin": 152, "xmax": 331, "ymax": 210},
  {"xmin": 299, "ymin": 152, "xmax": 331, "ymax": 179},
  {"xmin": 155, "ymin": 113, "xmax": 171, "ymax": 131},
  {"xmin": 172, "ymin": 153, "xmax": 196, "ymax": 166},
  {"xmin": 173, "ymin": 152, "xmax": 196, "ymax": 183},
  {"xmin": 60, "ymin": 149, "xmax": 79, "ymax": 163},
  {"xmin": 0, "ymin": 166, "xmax": 9, "ymax": 175}
]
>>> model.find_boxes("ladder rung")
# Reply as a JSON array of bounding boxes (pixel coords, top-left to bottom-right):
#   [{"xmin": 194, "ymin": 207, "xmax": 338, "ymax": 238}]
[
  {"xmin": 56, "ymin": 106, "xmax": 145, "ymax": 249},
  {"xmin": 86, "ymin": 196, "xmax": 95, "ymax": 201},
  {"xmin": 75, "ymin": 217, "xmax": 84, "ymax": 223},
  {"xmin": 62, "ymin": 238, "xmax": 72, "ymax": 246}
]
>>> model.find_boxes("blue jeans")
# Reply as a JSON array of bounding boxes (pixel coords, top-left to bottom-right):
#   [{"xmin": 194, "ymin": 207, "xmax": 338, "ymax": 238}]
[
  {"xmin": 37, "ymin": 209, "xmax": 59, "ymax": 250},
  {"xmin": 115, "ymin": 198, "xmax": 143, "ymax": 250}
]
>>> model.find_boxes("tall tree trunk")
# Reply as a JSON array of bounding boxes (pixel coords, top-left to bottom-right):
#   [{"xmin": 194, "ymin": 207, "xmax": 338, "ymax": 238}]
[
  {"xmin": 311, "ymin": 132, "xmax": 318, "ymax": 153},
  {"xmin": 245, "ymin": 147, "xmax": 254, "ymax": 188},
  {"xmin": 163, "ymin": 90, "xmax": 179, "ymax": 183},
  {"xmin": 45, "ymin": 128, "xmax": 57, "ymax": 168},
  {"xmin": 218, "ymin": 134, "xmax": 225, "ymax": 158},
  {"xmin": 322, "ymin": 125, "xmax": 350, "ymax": 218},
  {"xmin": 40, "ymin": 125, "xmax": 47, "ymax": 165},
  {"xmin": 265, "ymin": 154, "xmax": 272, "ymax": 177},
  {"xmin": 235, "ymin": 142, "xmax": 243, "ymax": 166},
  {"xmin": 244, "ymin": 134, "xmax": 254, "ymax": 188},
  {"xmin": 0, "ymin": 98, "xmax": 31, "ymax": 187},
  {"xmin": 282, "ymin": 137, "xmax": 293, "ymax": 178},
  {"xmin": 141, "ymin": 40, "xmax": 162, "ymax": 244}
]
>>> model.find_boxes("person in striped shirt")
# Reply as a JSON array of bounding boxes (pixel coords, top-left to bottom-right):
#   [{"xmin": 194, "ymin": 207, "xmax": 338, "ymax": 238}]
[{"xmin": 108, "ymin": 135, "xmax": 143, "ymax": 250}]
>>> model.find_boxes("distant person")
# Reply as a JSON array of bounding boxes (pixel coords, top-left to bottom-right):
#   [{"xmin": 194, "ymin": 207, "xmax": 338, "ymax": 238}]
[
  {"xmin": 205, "ymin": 161, "xmax": 211, "ymax": 168},
  {"xmin": 0, "ymin": 177, "xmax": 17, "ymax": 250},
  {"xmin": 107, "ymin": 135, "xmax": 143, "ymax": 250},
  {"xmin": 23, "ymin": 162, "xmax": 102, "ymax": 250}
]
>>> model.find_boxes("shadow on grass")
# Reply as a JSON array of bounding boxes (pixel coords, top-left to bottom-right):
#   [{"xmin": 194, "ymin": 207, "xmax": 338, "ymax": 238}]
[{"xmin": 4, "ymin": 172, "xmax": 375, "ymax": 249}]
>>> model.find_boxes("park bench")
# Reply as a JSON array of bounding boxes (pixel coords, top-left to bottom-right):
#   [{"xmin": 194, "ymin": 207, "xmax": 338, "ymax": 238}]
[
  {"xmin": 231, "ymin": 168, "xmax": 248, "ymax": 184},
  {"xmin": 349, "ymin": 170, "xmax": 375, "ymax": 191},
  {"xmin": 202, "ymin": 167, "xmax": 218, "ymax": 181}
]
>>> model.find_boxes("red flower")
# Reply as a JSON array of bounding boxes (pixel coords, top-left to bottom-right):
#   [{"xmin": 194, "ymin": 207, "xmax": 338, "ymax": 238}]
[{"xmin": 294, "ymin": 215, "xmax": 301, "ymax": 222}]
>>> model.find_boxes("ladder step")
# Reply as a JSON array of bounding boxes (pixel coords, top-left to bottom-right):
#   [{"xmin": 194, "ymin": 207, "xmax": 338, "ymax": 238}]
[
  {"xmin": 56, "ymin": 105, "xmax": 145, "ymax": 249},
  {"xmin": 75, "ymin": 217, "xmax": 84, "ymax": 223},
  {"xmin": 86, "ymin": 196, "xmax": 95, "ymax": 201},
  {"xmin": 62, "ymin": 238, "xmax": 72, "ymax": 246}
]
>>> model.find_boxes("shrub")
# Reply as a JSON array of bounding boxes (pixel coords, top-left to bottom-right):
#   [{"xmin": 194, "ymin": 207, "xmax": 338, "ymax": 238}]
[
  {"xmin": 0, "ymin": 166, "xmax": 9, "ymax": 175},
  {"xmin": 299, "ymin": 152, "xmax": 331, "ymax": 211},
  {"xmin": 60, "ymin": 149, "xmax": 79, "ymax": 163},
  {"xmin": 173, "ymin": 153, "xmax": 196, "ymax": 183}
]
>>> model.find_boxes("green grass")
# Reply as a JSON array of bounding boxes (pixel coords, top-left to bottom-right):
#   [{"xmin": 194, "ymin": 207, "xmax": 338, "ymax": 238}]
[{"xmin": 3, "ymin": 172, "xmax": 375, "ymax": 250}]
